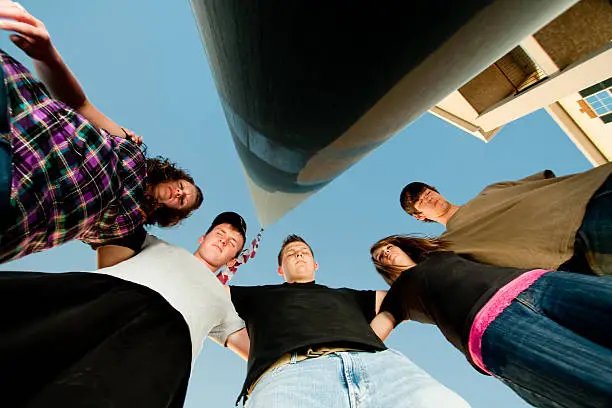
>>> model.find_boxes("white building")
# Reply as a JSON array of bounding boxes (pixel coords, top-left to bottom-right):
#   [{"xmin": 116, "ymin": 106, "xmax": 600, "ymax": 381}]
[{"xmin": 430, "ymin": 0, "xmax": 612, "ymax": 165}]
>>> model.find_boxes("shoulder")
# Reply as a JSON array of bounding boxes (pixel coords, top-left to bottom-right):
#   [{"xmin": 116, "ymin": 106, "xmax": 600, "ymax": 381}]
[
  {"xmin": 402, "ymin": 252, "xmax": 457, "ymax": 275},
  {"xmin": 414, "ymin": 252, "xmax": 483, "ymax": 276},
  {"xmin": 142, "ymin": 233, "xmax": 161, "ymax": 247},
  {"xmin": 229, "ymin": 284, "xmax": 265, "ymax": 297},
  {"xmin": 480, "ymin": 170, "xmax": 557, "ymax": 194},
  {"xmin": 421, "ymin": 251, "xmax": 463, "ymax": 265},
  {"xmin": 333, "ymin": 286, "xmax": 369, "ymax": 294},
  {"xmin": 228, "ymin": 284, "xmax": 275, "ymax": 312},
  {"xmin": 331, "ymin": 287, "xmax": 377, "ymax": 302},
  {"xmin": 141, "ymin": 234, "xmax": 175, "ymax": 250},
  {"xmin": 132, "ymin": 237, "xmax": 202, "ymax": 269}
]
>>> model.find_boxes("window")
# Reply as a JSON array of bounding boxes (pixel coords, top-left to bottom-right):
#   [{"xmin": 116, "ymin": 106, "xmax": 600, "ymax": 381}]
[{"xmin": 584, "ymin": 89, "xmax": 612, "ymax": 116}]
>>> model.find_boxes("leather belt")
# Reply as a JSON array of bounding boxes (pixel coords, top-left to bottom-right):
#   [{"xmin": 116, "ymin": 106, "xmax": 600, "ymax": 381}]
[{"xmin": 248, "ymin": 346, "xmax": 359, "ymax": 394}]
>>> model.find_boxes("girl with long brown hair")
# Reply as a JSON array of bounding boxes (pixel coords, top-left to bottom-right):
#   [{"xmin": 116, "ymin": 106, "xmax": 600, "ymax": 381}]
[{"xmin": 369, "ymin": 234, "xmax": 612, "ymax": 408}]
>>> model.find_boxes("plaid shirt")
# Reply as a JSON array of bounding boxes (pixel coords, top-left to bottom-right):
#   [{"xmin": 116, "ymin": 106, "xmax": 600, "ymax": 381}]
[{"xmin": 0, "ymin": 50, "xmax": 147, "ymax": 263}]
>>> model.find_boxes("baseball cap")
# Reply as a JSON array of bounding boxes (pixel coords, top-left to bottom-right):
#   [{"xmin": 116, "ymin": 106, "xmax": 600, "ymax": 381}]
[{"xmin": 207, "ymin": 211, "xmax": 247, "ymax": 241}]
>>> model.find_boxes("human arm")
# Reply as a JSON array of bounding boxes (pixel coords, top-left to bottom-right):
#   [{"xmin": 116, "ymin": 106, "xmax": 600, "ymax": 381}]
[
  {"xmin": 210, "ymin": 286, "xmax": 250, "ymax": 360},
  {"xmin": 352, "ymin": 289, "xmax": 387, "ymax": 321},
  {"xmin": 375, "ymin": 290, "xmax": 387, "ymax": 314},
  {"xmin": 226, "ymin": 328, "xmax": 250, "ymax": 361},
  {"xmin": 370, "ymin": 312, "xmax": 397, "ymax": 341},
  {"xmin": 370, "ymin": 272, "xmax": 412, "ymax": 337},
  {"xmin": 209, "ymin": 316, "xmax": 250, "ymax": 361},
  {"xmin": 96, "ymin": 245, "xmax": 136, "ymax": 269},
  {"xmin": 94, "ymin": 228, "xmax": 147, "ymax": 268},
  {"xmin": 0, "ymin": 3, "xmax": 141, "ymax": 144}
]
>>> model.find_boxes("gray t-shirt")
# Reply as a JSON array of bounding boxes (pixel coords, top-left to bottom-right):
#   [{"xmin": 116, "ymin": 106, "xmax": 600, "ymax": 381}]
[{"xmin": 95, "ymin": 235, "xmax": 245, "ymax": 363}]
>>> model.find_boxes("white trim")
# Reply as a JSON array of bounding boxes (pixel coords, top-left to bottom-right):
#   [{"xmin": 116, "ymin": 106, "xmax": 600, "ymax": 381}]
[
  {"xmin": 429, "ymin": 107, "xmax": 501, "ymax": 142},
  {"xmin": 519, "ymin": 36, "xmax": 560, "ymax": 75},
  {"xmin": 545, "ymin": 102, "xmax": 608, "ymax": 166}
]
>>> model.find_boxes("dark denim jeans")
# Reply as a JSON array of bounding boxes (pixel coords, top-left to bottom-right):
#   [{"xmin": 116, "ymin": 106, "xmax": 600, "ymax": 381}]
[
  {"xmin": 481, "ymin": 272, "xmax": 612, "ymax": 408},
  {"xmin": 561, "ymin": 175, "xmax": 612, "ymax": 276},
  {"xmin": 0, "ymin": 61, "xmax": 10, "ymax": 239},
  {"xmin": 0, "ymin": 139, "xmax": 9, "ymax": 223}
]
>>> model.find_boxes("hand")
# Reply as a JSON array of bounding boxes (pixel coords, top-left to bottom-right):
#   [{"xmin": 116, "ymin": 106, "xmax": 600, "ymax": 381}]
[
  {"xmin": 121, "ymin": 128, "xmax": 143, "ymax": 146},
  {"xmin": 0, "ymin": 2, "xmax": 56, "ymax": 62}
]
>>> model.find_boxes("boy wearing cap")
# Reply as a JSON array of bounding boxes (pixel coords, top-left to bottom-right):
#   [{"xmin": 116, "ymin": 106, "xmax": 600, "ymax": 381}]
[
  {"xmin": 0, "ymin": 212, "xmax": 249, "ymax": 408},
  {"xmin": 95, "ymin": 211, "xmax": 250, "ymax": 357}
]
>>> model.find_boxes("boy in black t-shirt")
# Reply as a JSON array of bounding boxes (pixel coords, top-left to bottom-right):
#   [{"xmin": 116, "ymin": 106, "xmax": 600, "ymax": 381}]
[{"xmin": 227, "ymin": 235, "xmax": 470, "ymax": 407}]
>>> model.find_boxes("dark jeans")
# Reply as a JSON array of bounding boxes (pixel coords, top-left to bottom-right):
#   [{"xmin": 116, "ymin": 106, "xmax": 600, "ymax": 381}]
[
  {"xmin": 0, "ymin": 59, "xmax": 10, "ymax": 237},
  {"xmin": 0, "ymin": 139, "xmax": 9, "ymax": 228},
  {"xmin": 561, "ymin": 175, "xmax": 612, "ymax": 276},
  {"xmin": 481, "ymin": 272, "xmax": 612, "ymax": 408}
]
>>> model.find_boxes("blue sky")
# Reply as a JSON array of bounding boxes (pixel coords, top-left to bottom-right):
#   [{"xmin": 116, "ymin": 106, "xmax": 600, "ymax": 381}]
[{"xmin": 0, "ymin": 1, "xmax": 594, "ymax": 407}]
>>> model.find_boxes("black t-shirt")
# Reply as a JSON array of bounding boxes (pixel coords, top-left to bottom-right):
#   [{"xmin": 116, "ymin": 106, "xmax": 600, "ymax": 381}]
[
  {"xmin": 380, "ymin": 251, "xmax": 528, "ymax": 372},
  {"xmin": 230, "ymin": 281, "xmax": 386, "ymax": 402}
]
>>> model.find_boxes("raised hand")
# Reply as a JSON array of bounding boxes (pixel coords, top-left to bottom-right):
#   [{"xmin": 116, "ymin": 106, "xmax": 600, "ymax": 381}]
[
  {"xmin": 0, "ymin": 2, "xmax": 56, "ymax": 62},
  {"xmin": 121, "ymin": 128, "xmax": 144, "ymax": 146},
  {"xmin": 0, "ymin": 2, "xmax": 141, "ymax": 144}
]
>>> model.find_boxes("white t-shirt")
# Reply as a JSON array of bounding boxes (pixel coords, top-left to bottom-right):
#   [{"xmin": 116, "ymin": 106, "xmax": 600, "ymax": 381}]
[{"xmin": 95, "ymin": 235, "xmax": 245, "ymax": 363}]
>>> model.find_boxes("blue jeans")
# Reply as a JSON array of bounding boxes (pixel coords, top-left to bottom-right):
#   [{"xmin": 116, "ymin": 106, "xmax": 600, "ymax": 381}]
[
  {"xmin": 481, "ymin": 272, "xmax": 612, "ymax": 408},
  {"xmin": 0, "ymin": 139, "xmax": 9, "ymax": 215},
  {"xmin": 246, "ymin": 349, "xmax": 470, "ymax": 408},
  {"xmin": 0, "ymin": 61, "xmax": 10, "ymax": 238},
  {"xmin": 562, "ymin": 175, "xmax": 612, "ymax": 276}
]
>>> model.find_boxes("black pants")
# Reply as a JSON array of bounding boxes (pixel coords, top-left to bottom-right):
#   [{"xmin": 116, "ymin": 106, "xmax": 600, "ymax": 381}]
[{"xmin": 0, "ymin": 272, "xmax": 192, "ymax": 408}]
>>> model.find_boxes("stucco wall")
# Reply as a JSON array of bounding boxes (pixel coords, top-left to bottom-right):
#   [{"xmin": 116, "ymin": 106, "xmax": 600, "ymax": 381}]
[{"xmin": 535, "ymin": 0, "xmax": 612, "ymax": 69}]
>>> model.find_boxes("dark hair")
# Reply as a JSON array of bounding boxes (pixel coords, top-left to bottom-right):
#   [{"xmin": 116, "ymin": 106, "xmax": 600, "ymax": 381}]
[
  {"xmin": 277, "ymin": 234, "xmax": 314, "ymax": 266},
  {"xmin": 370, "ymin": 234, "xmax": 448, "ymax": 285},
  {"xmin": 142, "ymin": 156, "xmax": 204, "ymax": 227},
  {"xmin": 206, "ymin": 223, "xmax": 246, "ymax": 257},
  {"xmin": 399, "ymin": 182, "xmax": 439, "ymax": 223}
]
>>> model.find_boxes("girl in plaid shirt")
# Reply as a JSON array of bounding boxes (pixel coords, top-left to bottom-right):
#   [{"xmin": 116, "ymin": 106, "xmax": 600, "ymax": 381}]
[{"xmin": 0, "ymin": 2, "xmax": 203, "ymax": 263}]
